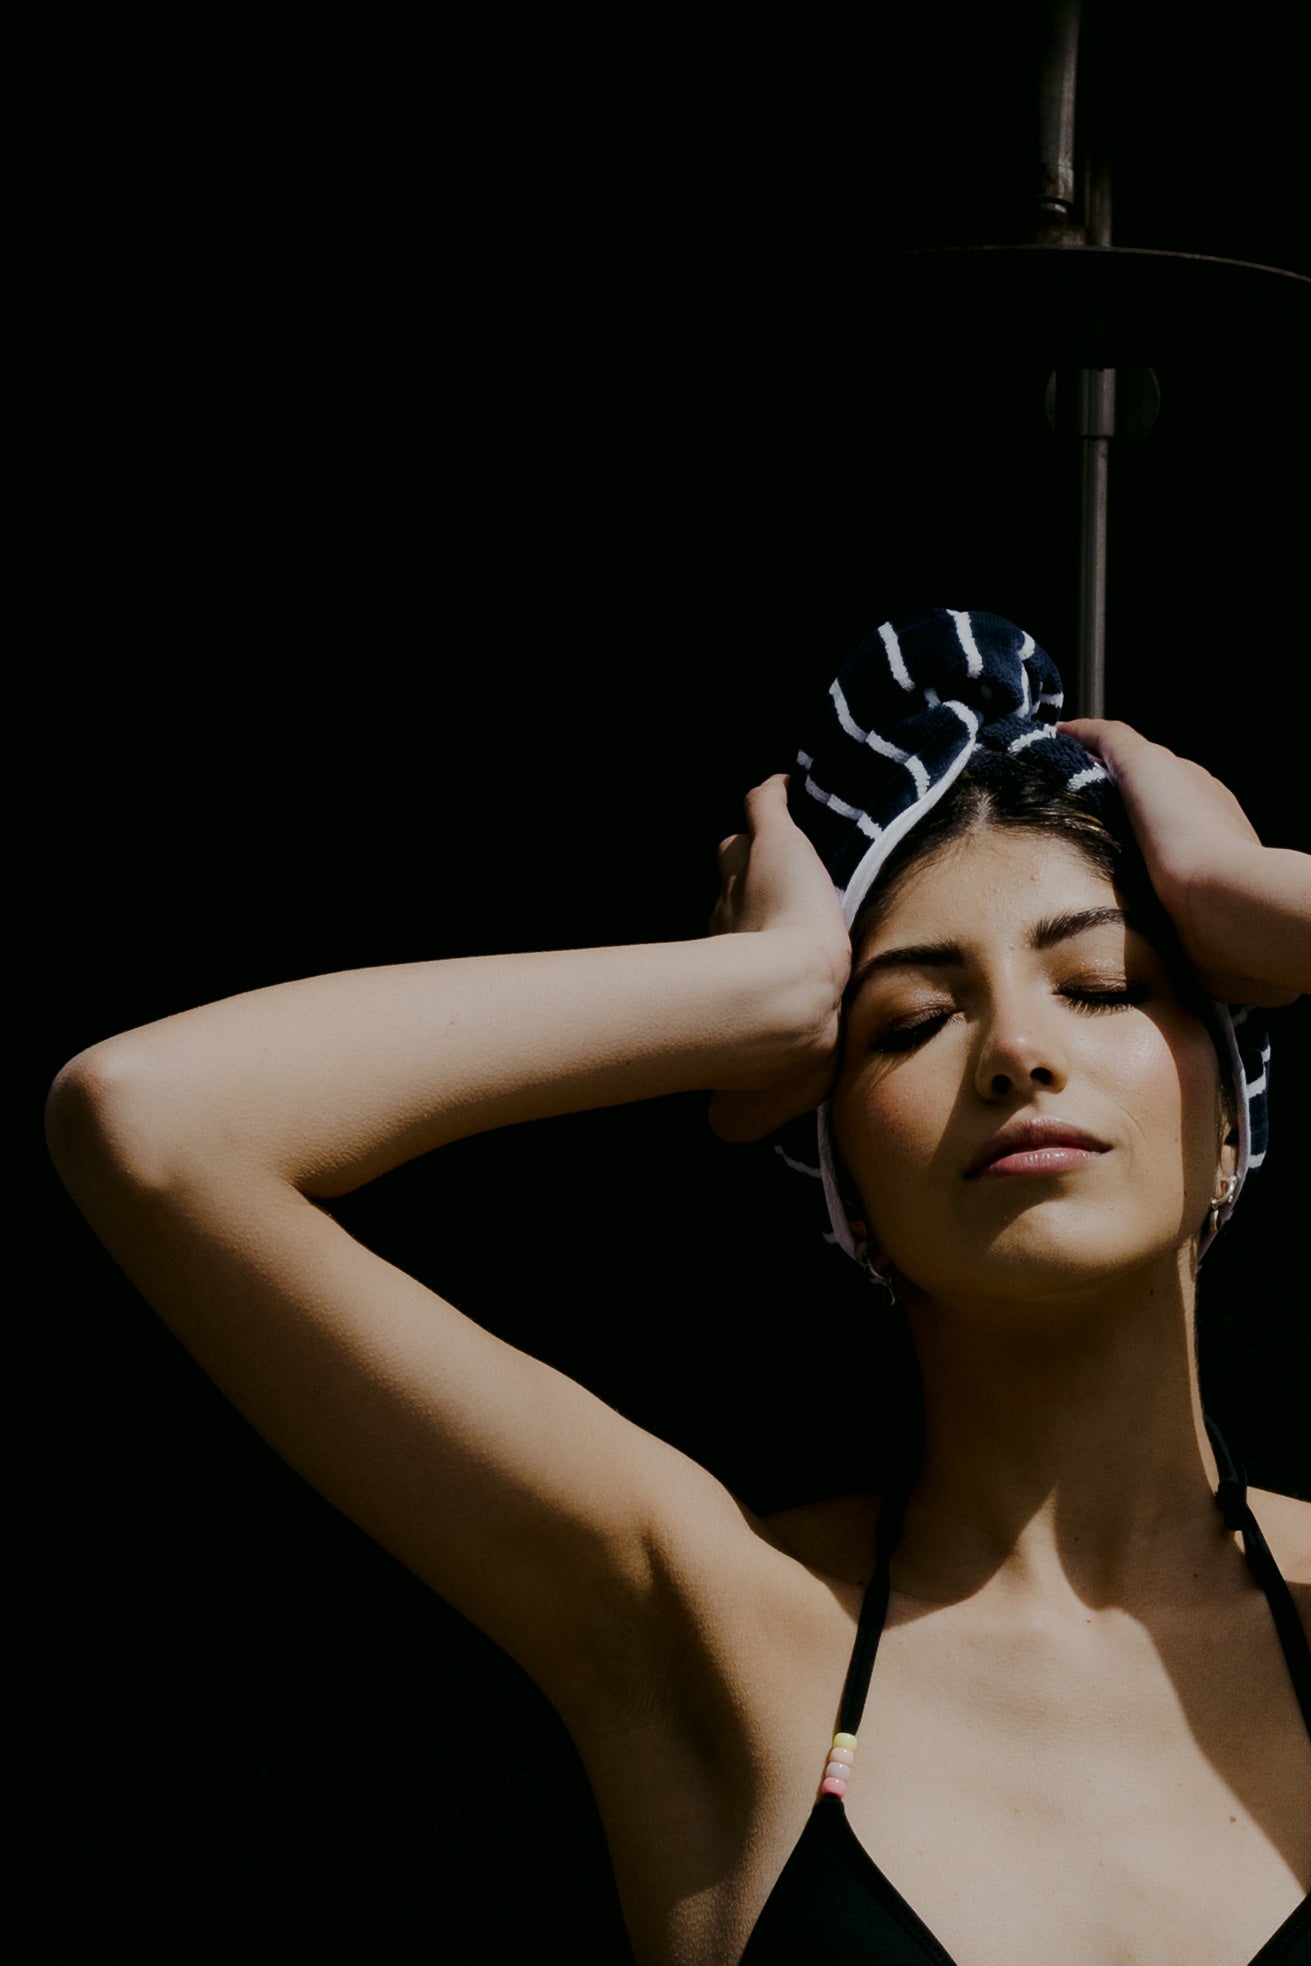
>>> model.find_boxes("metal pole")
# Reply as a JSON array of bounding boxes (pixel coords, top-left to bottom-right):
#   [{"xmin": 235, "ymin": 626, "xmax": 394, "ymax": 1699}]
[
  {"xmin": 1036, "ymin": 1, "xmax": 1083, "ymax": 241},
  {"xmin": 1076, "ymin": 366, "xmax": 1113, "ymax": 718},
  {"xmin": 1073, "ymin": 22, "xmax": 1112, "ymax": 719}
]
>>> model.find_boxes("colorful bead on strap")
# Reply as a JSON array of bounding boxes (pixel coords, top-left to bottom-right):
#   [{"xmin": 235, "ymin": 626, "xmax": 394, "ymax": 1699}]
[{"xmin": 819, "ymin": 1730, "xmax": 857, "ymax": 1799}]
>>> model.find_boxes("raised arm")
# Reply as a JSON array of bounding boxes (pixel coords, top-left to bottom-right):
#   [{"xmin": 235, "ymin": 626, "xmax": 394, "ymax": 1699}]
[
  {"xmin": 1060, "ymin": 718, "xmax": 1310, "ymax": 1005},
  {"xmin": 46, "ymin": 776, "xmax": 847, "ymax": 1706}
]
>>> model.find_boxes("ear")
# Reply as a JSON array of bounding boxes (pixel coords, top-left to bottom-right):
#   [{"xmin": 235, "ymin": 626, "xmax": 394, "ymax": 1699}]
[
  {"xmin": 1215, "ymin": 1129, "xmax": 1240, "ymax": 1192},
  {"xmin": 1203, "ymin": 1133, "xmax": 1241, "ymax": 1244}
]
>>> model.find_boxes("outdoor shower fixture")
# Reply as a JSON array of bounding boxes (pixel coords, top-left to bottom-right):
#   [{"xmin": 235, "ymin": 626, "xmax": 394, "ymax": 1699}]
[{"xmin": 896, "ymin": 0, "xmax": 1307, "ymax": 718}]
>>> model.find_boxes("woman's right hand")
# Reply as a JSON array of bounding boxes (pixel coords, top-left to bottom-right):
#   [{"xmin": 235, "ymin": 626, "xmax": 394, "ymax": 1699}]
[
  {"xmin": 707, "ymin": 774, "xmax": 851, "ymax": 1142},
  {"xmin": 1060, "ymin": 719, "xmax": 1309, "ymax": 1005}
]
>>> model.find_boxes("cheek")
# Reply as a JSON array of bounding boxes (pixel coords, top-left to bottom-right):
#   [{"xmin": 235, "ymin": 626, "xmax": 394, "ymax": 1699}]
[
  {"xmin": 1174, "ymin": 1039, "xmax": 1227, "ymax": 1193},
  {"xmin": 1110, "ymin": 1018, "xmax": 1189, "ymax": 1122},
  {"xmin": 833, "ymin": 1061, "xmax": 951, "ymax": 1221},
  {"xmin": 865, "ymin": 1074, "xmax": 944, "ymax": 1158},
  {"xmin": 1104, "ymin": 1013, "xmax": 1223, "ymax": 1197}
]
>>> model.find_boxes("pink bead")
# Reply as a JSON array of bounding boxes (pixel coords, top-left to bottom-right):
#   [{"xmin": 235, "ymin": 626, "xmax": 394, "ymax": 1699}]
[
  {"xmin": 820, "ymin": 1776, "xmax": 848, "ymax": 1797},
  {"xmin": 827, "ymin": 1747, "xmax": 855, "ymax": 1768}
]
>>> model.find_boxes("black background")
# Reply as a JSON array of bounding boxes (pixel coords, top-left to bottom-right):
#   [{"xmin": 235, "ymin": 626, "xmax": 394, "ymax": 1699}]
[{"xmin": 36, "ymin": 12, "xmax": 1309, "ymax": 1958}]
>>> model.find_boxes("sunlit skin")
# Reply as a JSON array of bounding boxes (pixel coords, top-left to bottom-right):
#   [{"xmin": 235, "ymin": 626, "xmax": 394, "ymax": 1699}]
[
  {"xmin": 832, "ymin": 824, "xmax": 1242, "ymax": 1611},
  {"xmin": 834, "ymin": 826, "xmax": 1230, "ymax": 1316},
  {"xmin": 45, "ymin": 744, "xmax": 1310, "ymax": 1965}
]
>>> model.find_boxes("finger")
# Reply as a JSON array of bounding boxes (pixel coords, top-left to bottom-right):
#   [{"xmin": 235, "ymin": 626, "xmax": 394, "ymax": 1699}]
[
  {"xmin": 1057, "ymin": 717, "xmax": 1143, "ymax": 743},
  {"xmin": 708, "ymin": 859, "xmax": 745, "ymax": 935},
  {"xmin": 1057, "ymin": 719, "xmax": 1164, "ymax": 777},
  {"xmin": 742, "ymin": 773, "xmax": 791, "ymax": 832},
  {"xmin": 717, "ymin": 832, "xmax": 748, "ymax": 877}
]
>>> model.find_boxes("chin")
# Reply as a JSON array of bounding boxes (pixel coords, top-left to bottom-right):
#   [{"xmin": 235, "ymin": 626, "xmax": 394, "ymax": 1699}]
[{"xmin": 898, "ymin": 1210, "xmax": 1199, "ymax": 1309}]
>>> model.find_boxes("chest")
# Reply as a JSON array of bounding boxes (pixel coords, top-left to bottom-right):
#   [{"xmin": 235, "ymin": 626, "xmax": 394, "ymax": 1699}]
[{"xmin": 738, "ymin": 1590, "xmax": 1311, "ymax": 1966}]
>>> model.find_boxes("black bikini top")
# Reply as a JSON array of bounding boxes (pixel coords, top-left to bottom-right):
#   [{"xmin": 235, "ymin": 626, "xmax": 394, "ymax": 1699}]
[{"xmin": 741, "ymin": 1421, "xmax": 1311, "ymax": 1964}]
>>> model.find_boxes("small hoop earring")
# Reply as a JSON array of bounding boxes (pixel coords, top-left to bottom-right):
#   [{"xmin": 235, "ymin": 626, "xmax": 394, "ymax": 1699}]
[
  {"xmin": 853, "ymin": 1240, "xmax": 898, "ymax": 1306},
  {"xmin": 1209, "ymin": 1174, "xmax": 1238, "ymax": 1236},
  {"xmin": 867, "ymin": 1264, "xmax": 898, "ymax": 1307}
]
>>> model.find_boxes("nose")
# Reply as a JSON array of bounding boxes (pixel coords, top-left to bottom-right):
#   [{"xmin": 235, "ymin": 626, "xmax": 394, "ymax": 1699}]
[{"xmin": 973, "ymin": 990, "xmax": 1068, "ymax": 1102}]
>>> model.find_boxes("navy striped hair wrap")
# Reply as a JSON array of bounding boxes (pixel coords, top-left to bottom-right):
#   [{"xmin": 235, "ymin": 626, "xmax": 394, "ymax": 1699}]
[{"xmin": 774, "ymin": 608, "xmax": 1268, "ymax": 1262}]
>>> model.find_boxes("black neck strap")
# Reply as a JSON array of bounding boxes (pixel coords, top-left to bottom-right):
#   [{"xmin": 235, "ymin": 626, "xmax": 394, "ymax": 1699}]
[
  {"xmin": 837, "ymin": 1421, "xmax": 1311, "ymax": 1743},
  {"xmin": 838, "ymin": 1475, "xmax": 909, "ymax": 1739},
  {"xmin": 1206, "ymin": 1415, "xmax": 1311, "ymax": 1737}
]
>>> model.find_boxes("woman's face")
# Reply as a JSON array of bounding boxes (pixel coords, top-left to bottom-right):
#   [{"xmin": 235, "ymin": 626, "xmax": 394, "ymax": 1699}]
[{"xmin": 831, "ymin": 824, "xmax": 1230, "ymax": 1305}]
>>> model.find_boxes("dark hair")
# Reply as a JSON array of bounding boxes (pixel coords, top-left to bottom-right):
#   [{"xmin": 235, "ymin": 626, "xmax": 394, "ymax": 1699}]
[{"xmin": 854, "ymin": 756, "xmax": 1133, "ymax": 938}]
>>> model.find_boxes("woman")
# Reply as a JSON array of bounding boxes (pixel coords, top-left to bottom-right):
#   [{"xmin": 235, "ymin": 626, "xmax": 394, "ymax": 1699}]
[{"xmin": 49, "ymin": 611, "xmax": 1310, "ymax": 1963}]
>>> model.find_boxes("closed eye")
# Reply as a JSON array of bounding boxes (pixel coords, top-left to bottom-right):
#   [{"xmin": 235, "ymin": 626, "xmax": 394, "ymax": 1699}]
[
  {"xmin": 1061, "ymin": 983, "xmax": 1148, "ymax": 1011},
  {"xmin": 868, "ymin": 1008, "xmax": 954, "ymax": 1054}
]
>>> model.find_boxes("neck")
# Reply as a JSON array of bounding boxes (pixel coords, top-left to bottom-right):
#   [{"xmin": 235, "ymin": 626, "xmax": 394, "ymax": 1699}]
[{"xmin": 893, "ymin": 1249, "xmax": 1233, "ymax": 1613}]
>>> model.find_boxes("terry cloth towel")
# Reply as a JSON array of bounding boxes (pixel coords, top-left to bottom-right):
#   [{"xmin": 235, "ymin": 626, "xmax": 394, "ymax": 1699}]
[{"xmin": 775, "ymin": 608, "xmax": 1269, "ymax": 1259}]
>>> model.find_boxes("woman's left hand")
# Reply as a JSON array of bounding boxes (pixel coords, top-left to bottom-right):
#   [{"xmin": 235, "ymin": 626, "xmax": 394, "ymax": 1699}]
[
  {"xmin": 1060, "ymin": 718, "xmax": 1308, "ymax": 1006},
  {"xmin": 707, "ymin": 775, "xmax": 852, "ymax": 1139}
]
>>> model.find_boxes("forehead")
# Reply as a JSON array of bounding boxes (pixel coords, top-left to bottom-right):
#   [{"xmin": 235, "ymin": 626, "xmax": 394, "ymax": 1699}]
[{"xmin": 857, "ymin": 826, "xmax": 1120, "ymax": 953}]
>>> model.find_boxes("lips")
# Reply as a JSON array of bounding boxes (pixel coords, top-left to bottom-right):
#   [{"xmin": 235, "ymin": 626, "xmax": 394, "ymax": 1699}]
[{"xmin": 967, "ymin": 1118, "xmax": 1110, "ymax": 1178}]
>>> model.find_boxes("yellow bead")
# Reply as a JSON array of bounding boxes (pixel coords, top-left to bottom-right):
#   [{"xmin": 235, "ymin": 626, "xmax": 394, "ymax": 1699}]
[{"xmin": 832, "ymin": 1731, "xmax": 858, "ymax": 1754}]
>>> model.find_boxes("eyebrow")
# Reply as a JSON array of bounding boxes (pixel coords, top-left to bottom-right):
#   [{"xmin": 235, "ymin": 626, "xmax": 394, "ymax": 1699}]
[
  {"xmin": 847, "ymin": 906, "xmax": 1131, "ymax": 999},
  {"xmin": 1031, "ymin": 906, "xmax": 1130, "ymax": 950}
]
